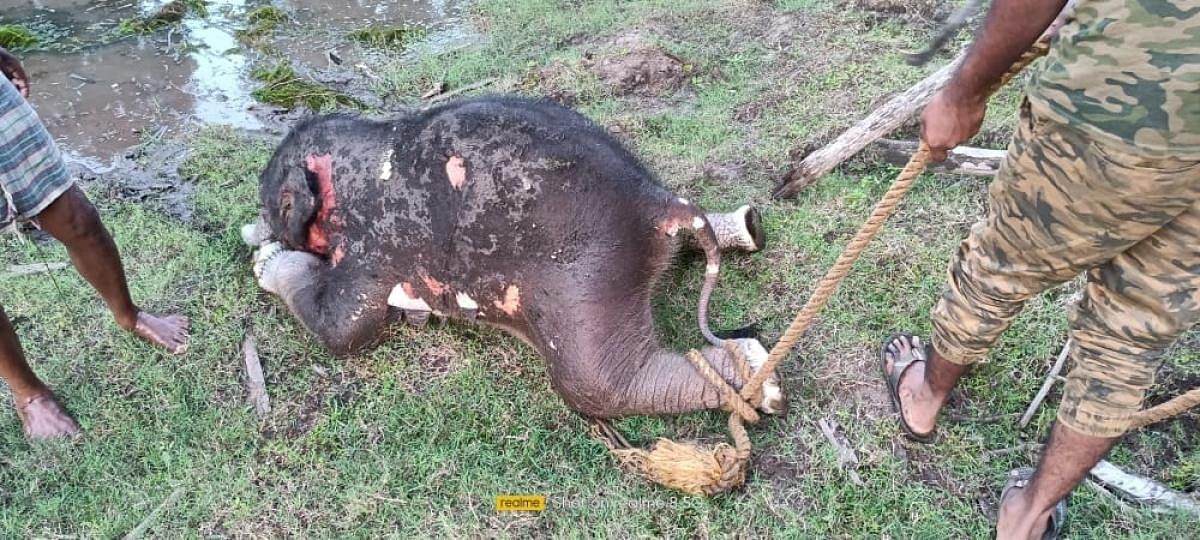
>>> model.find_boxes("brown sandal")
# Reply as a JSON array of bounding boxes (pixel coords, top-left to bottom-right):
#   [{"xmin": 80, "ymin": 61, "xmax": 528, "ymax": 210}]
[{"xmin": 880, "ymin": 333, "xmax": 936, "ymax": 443}]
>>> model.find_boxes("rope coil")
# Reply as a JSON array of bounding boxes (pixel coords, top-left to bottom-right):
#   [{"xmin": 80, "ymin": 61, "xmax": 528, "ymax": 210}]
[{"xmin": 593, "ymin": 39, "xmax": 1066, "ymax": 496}]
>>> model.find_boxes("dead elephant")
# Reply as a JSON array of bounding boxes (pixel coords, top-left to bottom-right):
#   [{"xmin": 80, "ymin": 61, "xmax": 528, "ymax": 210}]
[{"xmin": 242, "ymin": 96, "xmax": 783, "ymax": 419}]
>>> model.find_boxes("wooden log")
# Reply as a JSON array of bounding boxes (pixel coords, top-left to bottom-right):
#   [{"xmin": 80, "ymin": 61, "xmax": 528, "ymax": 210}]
[
  {"xmin": 867, "ymin": 139, "xmax": 1005, "ymax": 177},
  {"xmin": 1090, "ymin": 460, "xmax": 1200, "ymax": 515},
  {"xmin": 772, "ymin": 49, "xmax": 966, "ymax": 199},
  {"xmin": 4, "ymin": 262, "xmax": 69, "ymax": 276}
]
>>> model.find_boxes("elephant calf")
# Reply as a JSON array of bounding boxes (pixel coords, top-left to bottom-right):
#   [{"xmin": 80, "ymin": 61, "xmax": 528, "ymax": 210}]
[{"xmin": 242, "ymin": 96, "xmax": 783, "ymax": 418}]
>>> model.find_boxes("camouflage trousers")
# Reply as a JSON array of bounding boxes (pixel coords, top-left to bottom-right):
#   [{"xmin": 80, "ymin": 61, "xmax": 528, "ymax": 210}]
[{"xmin": 931, "ymin": 99, "xmax": 1200, "ymax": 438}]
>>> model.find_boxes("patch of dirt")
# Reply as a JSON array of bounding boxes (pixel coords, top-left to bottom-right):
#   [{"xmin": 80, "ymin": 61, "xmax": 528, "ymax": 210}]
[
  {"xmin": 753, "ymin": 452, "xmax": 808, "ymax": 484},
  {"xmin": 419, "ymin": 345, "xmax": 460, "ymax": 376},
  {"xmin": 257, "ymin": 368, "xmax": 362, "ymax": 440},
  {"xmin": 806, "ymin": 328, "xmax": 893, "ymax": 423},
  {"xmin": 905, "ymin": 443, "xmax": 994, "ymax": 518},
  {"xmin": 588, "ymin": 34, "xmax": 689, "ymax": 97},
  {"xmin": 534, "ymin": 58, "xmax": 591, "ymax": 106},
  {"xmin": 734, "ymin": 92, "xmax": 787, "ymax": 123},
  {"xmin": 849, "ymin": 0, "xmax": 940, "ymax": 20},
  {"xmin": 761, "ymin": 13, "xmax": 813, "ymax": 50},
  {"xmin": 699, "ymin": 161, "xmax": 747, "ymax": 186},
  {"xmin": 71, "ymin": 137, "xmax": 197, "ymax": 223}
]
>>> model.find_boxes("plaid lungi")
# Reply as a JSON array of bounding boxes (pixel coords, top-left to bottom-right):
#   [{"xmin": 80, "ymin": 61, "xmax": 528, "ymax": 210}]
[{"xmin": 0, "ymin": 77, "xmax": 73, "ymax": 232}]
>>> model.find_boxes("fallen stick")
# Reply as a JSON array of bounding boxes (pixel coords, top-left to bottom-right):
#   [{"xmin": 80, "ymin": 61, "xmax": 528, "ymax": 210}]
[
  {"xmin": 773, "ymin": 48, "xmax": 967, "ymax": 199},
  {"xmin": 5, "ymin": 262, "xmax": 69, "ymax": 276},
  {"xmin": 124, "ymin": 487, "xmax": 185, "ymax": 539},
  {"xmin": 1090, "ymin": 460, "xmax": 1200, "ymax": 515},
  {"xmin": 426, "ymin": 78, "xmax": 499, "ymax": 105},
  {"xmin": 1019, "ymin": 339, "xmax": 1072, "ymax": 429},
  {"xmin": 817, "ymin": 416, "xmax": 863, "ymax": 486},
  {"xmin": 866, "ymin": 139, "xmax": 1005, "ymax": 177},
  {"xmin": 981, "ymin": 442, "xmax": 1042, "ymax": 463},
  {"xmin": 243, "ymin": 333, "xmax": 271, "ymax": 417}
]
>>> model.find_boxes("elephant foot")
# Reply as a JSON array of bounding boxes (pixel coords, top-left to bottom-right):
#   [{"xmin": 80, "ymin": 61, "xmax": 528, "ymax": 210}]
[
  {"xmin": 706, "ymin": 205, "xmax": 766, "ymax": 253},
  {"xmin": 733, "ymin": 338, "xmax": 786, "ymax": 415}
]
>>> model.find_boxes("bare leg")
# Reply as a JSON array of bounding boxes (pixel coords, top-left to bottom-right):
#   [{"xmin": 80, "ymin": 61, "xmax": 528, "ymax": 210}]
[
  {"xmin": 997, "ymin": 422, "xmax": 1117, "ymax": 539},
  {"xmin": 34, "ymin": 187, "xmax": 189, "ymax": 353},
  {"xmin": 883, "ymin": 335, "xmax": 970, "ymax": 435},
  {"xmin": 0, "ymin": 304, "xmax": 79, "ymax": 438}
]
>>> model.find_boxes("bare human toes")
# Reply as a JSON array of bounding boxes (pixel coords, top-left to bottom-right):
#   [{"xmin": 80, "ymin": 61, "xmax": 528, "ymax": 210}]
[
  {"xmin": 17, "ymin": 394, "xmax": 81, "ymax": 440},
  {"xmin": 134, "ymin": 312, "xmax": 191, "ymax": 354}
]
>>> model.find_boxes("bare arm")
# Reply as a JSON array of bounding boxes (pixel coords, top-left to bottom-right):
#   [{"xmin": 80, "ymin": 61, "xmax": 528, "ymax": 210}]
[
  {"xmin": 0, "ymin": 46, "xmax": 29, "ymax": 97},
  {"xmin": 922, "ymin": 0, "xmax": 1069, "ymax": 161}
]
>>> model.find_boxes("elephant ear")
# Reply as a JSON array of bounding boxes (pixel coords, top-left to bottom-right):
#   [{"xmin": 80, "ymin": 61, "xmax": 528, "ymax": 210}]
[{"xmin": 275, "ymin": 165, "xmax": 318, "ymax": 249}]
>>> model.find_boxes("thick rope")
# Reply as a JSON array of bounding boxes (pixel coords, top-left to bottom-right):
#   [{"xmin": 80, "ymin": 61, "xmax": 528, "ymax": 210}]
[
  {"xmin": 744, "ymin": 37, "xmax": 1053, "ymax": 400},
  {"xmin": 1130, "ymin": 388, "xmax": 1200, "ymax": 429},
  {"xmin": 595, "ymin": 38, "xmax": 1056, "ymax": 496}
]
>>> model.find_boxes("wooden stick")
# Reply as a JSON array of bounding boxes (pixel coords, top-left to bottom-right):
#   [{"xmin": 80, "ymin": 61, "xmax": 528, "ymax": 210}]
[
  {"xmin": 866, "ymin": 139, "xmax": 1005, "ymax": 177},
  {"xmin": 243, "ymin": 333, "xmax": 270, "ymax": 417},
  {"xmin": 772, "ymin": 49, "xmax": 967, "ymax": 199},
  {"xmin": 1090, "ymin": 460, "xmax": 1200, "ymax": 515},
  {"xmin": 425, "ymin": 78, "xmax": 499, "ymax": 105},
  {"xmin": 817, "ymin": 416, "xmax": 864, "ymax": 486},
  {"xmin": 1019, "ymin": 339, "xmax": 1072, "ymax": 429}
]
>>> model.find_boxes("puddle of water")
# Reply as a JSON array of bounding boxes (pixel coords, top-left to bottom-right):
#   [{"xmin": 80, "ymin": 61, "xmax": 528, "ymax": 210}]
[{"xmin": 1, "ymin": 0, "xmax": 468, "ymax": 161}]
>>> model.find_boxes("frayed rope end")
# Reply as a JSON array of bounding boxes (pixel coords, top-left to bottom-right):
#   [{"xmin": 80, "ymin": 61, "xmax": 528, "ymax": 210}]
[{"xmin": 611, "ymin": 438, "xmax": 747, "ymax": 496}]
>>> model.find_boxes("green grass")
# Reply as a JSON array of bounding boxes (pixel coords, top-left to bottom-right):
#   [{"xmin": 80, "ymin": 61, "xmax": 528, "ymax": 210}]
[
  {"xmin": 348, "ymin": 25, "xmax": 428, "ymax": 50},
  {"xmin": 236, "ymin": 5, "xmax": 287, "ymax": 41},
  {"xmin": 0, "ymin": 24, "xmax": 39, "ymax": 50},
  {"xmin": 2, "ymin": 0, "xmax": 1197, "ymax": 537},
  {"xmin": 250, "ymin": 64, "xmax": 364, "ymax": 111}
]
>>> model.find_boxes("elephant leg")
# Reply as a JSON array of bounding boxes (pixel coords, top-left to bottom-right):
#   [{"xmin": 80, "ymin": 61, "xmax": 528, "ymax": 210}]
[{"xmin": 528, "ymin": 282, "xmax": 783, "ymax": 419}]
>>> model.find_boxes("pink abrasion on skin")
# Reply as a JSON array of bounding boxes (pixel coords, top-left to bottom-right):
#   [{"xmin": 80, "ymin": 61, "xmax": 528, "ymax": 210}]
[
  {"xmin": 422, "ymin": 274, "xmax": 448, "ymax": 297},
  {"xmin": 446, "ymin": 156, "xmax": 467, "ymax": 190},
  {"xmin": 304, "ymin": 153, "xmax": 346, "ymax": 266},
  {"xmin": 494, "ymin": 285, "xmax": 521, "ymax": 316}
]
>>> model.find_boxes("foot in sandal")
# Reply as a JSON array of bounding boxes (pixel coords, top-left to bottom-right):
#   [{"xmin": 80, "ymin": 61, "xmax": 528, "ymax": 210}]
[{"xmin": 880, "ymin": 333, "xmax": 956, "ymax": 442}]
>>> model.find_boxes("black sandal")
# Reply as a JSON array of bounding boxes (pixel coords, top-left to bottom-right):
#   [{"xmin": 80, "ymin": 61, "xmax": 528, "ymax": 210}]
[
  {"xmin": 880, "ymin": 333, "xmax": 936, "ymax": 443},
  {"xmin": 999, "ymin": 467, "xmax": 1066, "ymax": 540}
]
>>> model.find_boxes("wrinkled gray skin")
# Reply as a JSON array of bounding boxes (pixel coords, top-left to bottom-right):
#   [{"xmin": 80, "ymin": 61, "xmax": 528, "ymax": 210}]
[{"xmin": 245, "ymin": 96, "xmax": 782, "ymax": 418}]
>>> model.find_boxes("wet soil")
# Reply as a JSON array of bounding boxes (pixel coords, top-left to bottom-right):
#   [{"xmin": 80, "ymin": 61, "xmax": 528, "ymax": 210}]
[{"xmin": 3, "ymin": 0, "xmax": 469, "ymax": 161}]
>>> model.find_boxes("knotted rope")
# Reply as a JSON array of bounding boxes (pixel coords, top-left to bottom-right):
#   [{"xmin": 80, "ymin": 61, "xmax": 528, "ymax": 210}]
[{"xmin": 591, "ymin": 39, "xmax": 1056, "ymax": 496}]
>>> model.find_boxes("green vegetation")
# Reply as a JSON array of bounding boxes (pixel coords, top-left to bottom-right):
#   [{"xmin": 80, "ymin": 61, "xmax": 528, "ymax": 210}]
[
  {"xmin": 237, "ymin": 5, "xmax": 288, "ymax": 40},
  {"xmin": 184, "ymin": 0, "xmax": 210, "ymax": 18},
  {"xmin": 116, "ymin": 17, "xmax": 173, "ymax": 35},
  {"xmin": 0, "ymin": 24, "xmax": 39, "ymax": 50},
  {"xmin": 116, "ymin": 0, "xmax": 208, "ymax": 35},
  {"xmin": 348, "ymin": 25, "xmax": 428, "ymax": 50},
  {"xmin": 251, "ymin": 64, "xmax": 363, "ymax": 111},
  {"xmin": 1, "ymin": 0, "xmax": 1197, "ymax": 537}
]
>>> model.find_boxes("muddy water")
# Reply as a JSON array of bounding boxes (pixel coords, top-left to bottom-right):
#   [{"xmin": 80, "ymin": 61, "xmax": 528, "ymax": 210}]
[{"xmin": 1, "ymin": 0, "xmax": 468, "ymax": 162}]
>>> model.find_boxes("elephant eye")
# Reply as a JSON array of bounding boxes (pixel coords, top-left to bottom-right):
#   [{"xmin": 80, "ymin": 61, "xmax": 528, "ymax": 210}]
[{"xmin": 280, "ymin": 192, "xmax": 294, "ymax": 217}]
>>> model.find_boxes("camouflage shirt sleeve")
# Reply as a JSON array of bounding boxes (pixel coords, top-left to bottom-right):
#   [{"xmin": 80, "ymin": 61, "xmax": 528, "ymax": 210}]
[{"xmin": 1026, "ymin": 0, "xmax": 1200, "ymax": 157}]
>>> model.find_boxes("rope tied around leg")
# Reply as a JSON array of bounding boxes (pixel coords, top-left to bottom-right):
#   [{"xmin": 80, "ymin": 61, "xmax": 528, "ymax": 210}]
[{"xmin": 591, "ymin": 39, "xmax": 1052, "ymax": 496}]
